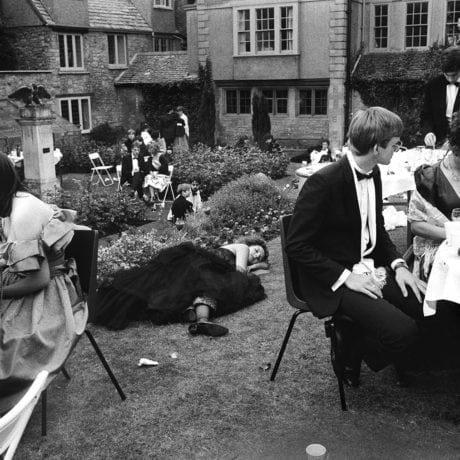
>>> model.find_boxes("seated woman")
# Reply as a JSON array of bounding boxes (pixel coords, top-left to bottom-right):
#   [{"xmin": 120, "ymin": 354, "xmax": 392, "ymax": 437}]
[
  {"xmin": 95, "ymin": 236, "xmax": 269, "ymax": 336},
  {"xmin": 0, "ymin": 153, "xmax": 88, "ymax": 397},
  {"xmin": 142, "ymin": 142, "xmax": 169, "ymax": 204},
  {"xmin": 408, "ymin": 114, "xmax": 460, "ymax": 281}
]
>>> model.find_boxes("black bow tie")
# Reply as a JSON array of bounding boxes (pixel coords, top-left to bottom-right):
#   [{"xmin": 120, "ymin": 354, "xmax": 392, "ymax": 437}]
[
  {"xmin": 447, "ymin": 81, "xmax": 460, "ymax": 87},
  {"xmin": 355, "ymin": 169, "xmax": 375, "ymax": 181}
]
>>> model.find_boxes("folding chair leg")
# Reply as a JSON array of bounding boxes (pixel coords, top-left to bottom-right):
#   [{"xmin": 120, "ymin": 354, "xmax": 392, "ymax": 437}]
[
  {"xmin": 85, "ymin": 329, "xmax": 126, "ymax": 401},
  {"xmin": 61, "ymin": 366, "xmax": 71, "ymax": 380},
  {"xmin": 41, "ymin": 389, "xmax": 47, "ymax": 436},
  {"xmin": 270, "ymin": 309, "xmax": 307, "ymax": 381}
]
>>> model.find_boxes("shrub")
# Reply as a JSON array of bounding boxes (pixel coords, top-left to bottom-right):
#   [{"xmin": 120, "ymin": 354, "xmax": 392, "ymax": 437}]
[
  {"xmin": 98, "ymin": 228, "xmax": 187, "ymax": 280},
  {"xmin": 184, "ymin": 174, "xmax": 295, "ymax": 247},
  {"xmin": 43, "ymin": 182, "xmax": 148, "ymax": 236},
  {"xmin": 56, "ymin": 139, "xmax": 123, "ymax": 173},
  {"xmin": 172, "ymin": 144, "xmax": 290, "ymax": 199},
  {"xmin": 90, "ymin": 122, "xmax": 125, "ymax": 146}
]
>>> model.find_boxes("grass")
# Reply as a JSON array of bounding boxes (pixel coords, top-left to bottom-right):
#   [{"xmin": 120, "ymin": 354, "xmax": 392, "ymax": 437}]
[{"xmin": 13, "ymin": 167, "xmax": 460, "ymax": 459}]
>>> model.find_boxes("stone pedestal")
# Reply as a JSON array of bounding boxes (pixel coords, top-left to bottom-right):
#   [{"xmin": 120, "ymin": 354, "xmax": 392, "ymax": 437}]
[{"xmin": 16, "ymin": 104, "xmax": 59, "ymax": 196}]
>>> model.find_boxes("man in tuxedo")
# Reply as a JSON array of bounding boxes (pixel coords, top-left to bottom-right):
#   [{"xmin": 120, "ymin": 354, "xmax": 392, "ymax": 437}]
[
  {"xmin": 286, "ymin": 107, "xmax": 426, "ymax": 384},
  {"xmin": 120, "ymin": 140, "xmax": 145, "ymax": 199},
  {"xmin": 421, "ymin": 46, "xmax": 460, "ymax": 147}
]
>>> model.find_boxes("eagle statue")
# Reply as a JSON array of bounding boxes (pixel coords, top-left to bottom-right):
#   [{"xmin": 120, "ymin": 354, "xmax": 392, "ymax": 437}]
[{"xmin": 8, "ymin": 84, "xmax": 52, "ymax": 106}]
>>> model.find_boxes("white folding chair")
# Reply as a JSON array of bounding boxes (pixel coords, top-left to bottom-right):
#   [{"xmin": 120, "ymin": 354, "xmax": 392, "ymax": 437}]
[
  {"xmin": 115, "ymin": 164, "xmax": 122, "ymax": 191},
  {"xmin": 0, "ymin": 370, "xmax": 48, "ymax": 460},
  {"xmin": 161, "ymin": 164, "xmax": 176, "ymax": 208},
  {"xmin": 88, "ymin": 153, "xmax": 114, "ymax": 186}
]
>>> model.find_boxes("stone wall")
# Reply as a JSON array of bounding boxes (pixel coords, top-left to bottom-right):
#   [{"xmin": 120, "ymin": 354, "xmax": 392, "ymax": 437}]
[
  {"xmin": 7, "ymin": 27, "xmax": 54, "ymax": 70},
  {"xmin": 0, "ymin": 29, "xmax": 153, "ymax": 130}
]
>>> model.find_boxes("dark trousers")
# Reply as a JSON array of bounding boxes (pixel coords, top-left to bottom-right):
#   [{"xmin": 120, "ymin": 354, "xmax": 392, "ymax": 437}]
[
  {"xmin": 336, "ymin": 272, "xmax": 423, "ymax": 371},
  {"xmin": 130, "ymin": 172, "xmax": 144, "ymax": 197}
]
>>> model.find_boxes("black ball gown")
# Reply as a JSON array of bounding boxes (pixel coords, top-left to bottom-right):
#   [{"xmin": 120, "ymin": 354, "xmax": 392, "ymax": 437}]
[{"xmin": 95, "ymin": 242, "xmax": 266, "ymax": 329}]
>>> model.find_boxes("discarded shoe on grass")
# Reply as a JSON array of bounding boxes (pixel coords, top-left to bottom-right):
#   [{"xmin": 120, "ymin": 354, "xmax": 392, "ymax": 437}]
[{"xmin": 188, "ymin": 321, "xmax": 228, "ymax": 337}]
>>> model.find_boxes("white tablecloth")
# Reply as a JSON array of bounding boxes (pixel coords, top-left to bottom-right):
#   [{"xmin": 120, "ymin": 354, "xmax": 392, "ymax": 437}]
[
  {"xmin": 423, "ymin": 241, "xmax": 460, "ymax": 316},
  {"xmin": 296, "ymin": 165, "xmax": 415, "ymax": 199}
]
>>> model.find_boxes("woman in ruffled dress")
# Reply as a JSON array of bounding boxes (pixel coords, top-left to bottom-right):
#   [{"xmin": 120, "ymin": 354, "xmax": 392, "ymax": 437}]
[
  {"xmin": 0, "ymin": 153, "xmax": 88, "ymax": 399},
  {"xmin": 95, "ymin": 236, "xmax": 269, "ymax": 336},
  {"xmin": 408, "ymin": 114, "xmax": 460, "ymax": 281}
]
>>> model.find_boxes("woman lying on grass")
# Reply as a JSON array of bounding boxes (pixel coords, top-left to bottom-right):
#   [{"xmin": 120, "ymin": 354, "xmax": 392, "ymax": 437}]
[{"xmin": 95, "ymin": 236, "xmax": 269, "ymax": 336}]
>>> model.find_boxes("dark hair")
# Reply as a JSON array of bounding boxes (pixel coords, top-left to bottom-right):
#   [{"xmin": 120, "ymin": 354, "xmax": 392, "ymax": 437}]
[
  {"xmin": 176, "ymin": 106, "xmax": 184, "ymax": 112},
  {"xmin": 236, "ymin": 235, "xmax": 269, "ymax": 261},
  {"xmin": 347, "ymin": 107, "xmax": 403, "ymax": 156},
  {"xmin": 151, "ymin": 130, "xmax": 160, "ymax": 139},
  {"xmin": 0, "ymin": 153, "xmax": 27, "ymax": 217},
  {"xmin": 441, "ymin": 46, "xmax": 460, "ymax": 73},
  {"xmin": 320, "ymin": 139, "xmax": 330, "ymax": 145}
]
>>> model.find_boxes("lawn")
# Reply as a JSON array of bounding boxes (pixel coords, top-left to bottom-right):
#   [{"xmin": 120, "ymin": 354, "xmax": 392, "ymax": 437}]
[
  {"xmin": 11, "ymin": 166, "xmax": 460, "ymax": 459},
  {"xmin": 15, "ymin": 231, "xmax": 460, "ymax": 459}
]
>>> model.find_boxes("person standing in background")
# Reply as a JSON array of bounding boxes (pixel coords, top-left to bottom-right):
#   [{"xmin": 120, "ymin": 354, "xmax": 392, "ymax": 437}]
[{"xmin": 421, "ymin": 46, "xmax": 460, "ymax": 148}]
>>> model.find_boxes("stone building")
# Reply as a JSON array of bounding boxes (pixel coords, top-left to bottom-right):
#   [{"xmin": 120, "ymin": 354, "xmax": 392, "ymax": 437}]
[
  {"xmin": 0, "ymin": 0, "xmax": 184, "ymax": 137},
  {"xmin": 185, "ymin": 0, "xmax": 352, "ymax": 148}
]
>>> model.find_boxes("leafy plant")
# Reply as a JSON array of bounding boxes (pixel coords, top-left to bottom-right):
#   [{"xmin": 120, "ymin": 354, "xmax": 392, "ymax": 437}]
[
  {"xmin": 252, "ymin": 92, "xmax": 271, "ymax": 148},
  {"xmin": 184, "ymin": 174, "xmax": 295, "ymax": 247},
  {"xmin": 196, "ymin": 58, "xmax": 216, "ymax": 146},
  {"xmin": 43, "ymin": 182, "xmax": 148, "ymax": 236},
  {"xmin": 90, "ymin": 122, "xmax": 125, "ymax": 146},
  {"xmin": 172, "ymin": 144, "xmax": 290, "ymax": 199}
]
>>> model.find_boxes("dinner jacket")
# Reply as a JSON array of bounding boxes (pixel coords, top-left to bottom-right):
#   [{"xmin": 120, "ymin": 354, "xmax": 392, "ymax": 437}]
[
  {"xmin": 285, "ymin": 155, "xmax": 400, "ymax": 318},
  {"xmin": 121, "ymin": 154, "xmax": 144, "ymax": 185},
  {"xmin": 420, "ymin": 74, "xmax": 460, "ymax": 142}
]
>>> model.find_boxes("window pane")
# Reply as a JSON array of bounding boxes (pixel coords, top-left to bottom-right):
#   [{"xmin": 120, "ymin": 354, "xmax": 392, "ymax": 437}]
[
  {"xmin": 239, "ymin": 90, "xmax": 251, "ymax": 114},
  {"xmin": 446, "ymin": 1, "xmax": 460, "ymax": 46},
  {"xmin": 238, "ymin": 10, "xmax": 251, "ymax": 53},
  {"xmin": 71, "ymin": 99, "xmax": 80, "ymax": 126},
  {"xmin": 60, "ymin": 100, "xmax": 69, "ymax": 120},
  {"xmin": 280, "ymin": 7, "xmax": 293, "ymax": 51},
  {"xmin": 226, "ymin": 90, "xmax": 238, "ymax": 113},
  {"xmin": 59, "ymin": 35, "xmax": 66, "ymax": 67},
  {"xmin": 406, "ymin": 2, "xmax": 428, "ymax": 47},
  {"xmin": 262, "ymin": 90, "xmax": 273, "ymax": 114},
  {"xmin": 256, "ymin": 8, "xmax": 275, "ymax": 52},
  {"xmin": 299, "ymin": 90, "xmax": 312, "ymax": 115},
  {"xmin": 67, "ymin": 35, "xmax": 74, "ymax": 67},
  {"xmin": 75, "ymin": 35, "xmax": 82, "ymax": 67},
  {"xmin": 275, "ymin": 90, "xmax": 288, "ymax": 114},
  {"xmin": 81, "ymin": 99, "xmax": 90, "ymax": 130},
  {"xmin": 314, "ymin": 89, "xmax": 328, "ymax": 115},
  {"xmin": 117, "ymin": 35, "xmax": 126, "ymax": 64},
  {"xmin": 374, "ymin": 4, "xmax": 388, "ymax": 48},
  {"xmin": 108, "ymin": 35, "xmax": 115, "ymax": 64}
]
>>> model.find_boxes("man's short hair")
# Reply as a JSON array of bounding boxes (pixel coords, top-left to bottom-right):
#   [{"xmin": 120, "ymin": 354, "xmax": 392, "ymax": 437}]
[
  {"xmin": 441, "ymin": 46, "xmax": 460, "ymax": 73},
  {"xmin": 347, "ymin": 107, "xmax": 403, "ymax": 156},
  {"xmin": 127, "ymin": 128, "xmax": 135, "ymax": 135}
]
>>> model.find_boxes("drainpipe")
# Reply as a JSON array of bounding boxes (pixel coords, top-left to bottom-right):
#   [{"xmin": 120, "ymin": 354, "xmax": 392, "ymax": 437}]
[{"xmin": 344, "ymin": 0, "xmax": 353, "ymax": 141}]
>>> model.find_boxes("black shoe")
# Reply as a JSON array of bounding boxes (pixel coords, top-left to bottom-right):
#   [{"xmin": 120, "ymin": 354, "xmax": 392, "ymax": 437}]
[
  {"xmin": 188, "ymin": 322, "xmax": 228, "ymax": 337},
  {"xmin": 327, "ymin": 320, "xmax": 361, "ymax": 387}
]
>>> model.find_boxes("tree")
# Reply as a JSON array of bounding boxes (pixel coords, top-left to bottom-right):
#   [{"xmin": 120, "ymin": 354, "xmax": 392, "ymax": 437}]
[
  {"xmin": 252, "ymin": 91, "xmax": 271, "ymax": 148},
  {"xmin": 197, "ymin": 57, "xmax": 216, "ymax": 146}
]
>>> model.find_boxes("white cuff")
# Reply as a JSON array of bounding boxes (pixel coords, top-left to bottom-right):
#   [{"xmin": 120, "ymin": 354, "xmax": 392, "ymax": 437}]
[
  {"xmin": 331, "ymin": 269, "xmax": 351, "ymax": 292},
  {"xmin": 390, "ymin": 258, "xmax": 406, "ymax": 271}
]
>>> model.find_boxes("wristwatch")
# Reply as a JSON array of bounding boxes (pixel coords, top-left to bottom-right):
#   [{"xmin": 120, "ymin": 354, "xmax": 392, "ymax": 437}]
[{"xmin": 393, "ymin": 261, "xmax": 409, "ymax": 271}]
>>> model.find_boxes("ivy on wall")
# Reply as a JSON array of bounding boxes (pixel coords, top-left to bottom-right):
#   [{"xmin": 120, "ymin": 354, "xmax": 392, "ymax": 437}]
[
  {"xmin": 140, "ymin": 58, "xmax": 216, "ymax": 146},
  {"xmin": 351, "ymin": 47, "xmax": 443, "ymax": 146},
  {"xmin": 0, "ymin": 21, "xmax": 17, "ymax": 70}
]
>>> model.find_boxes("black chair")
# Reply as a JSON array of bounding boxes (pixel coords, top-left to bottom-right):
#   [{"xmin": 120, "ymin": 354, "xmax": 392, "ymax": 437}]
[
  {"xmin": 41, "ymin": 229, "xmax": 126, "ymax": 435},
  {"xmin": 270, "ymin": 214, "xmax": 352, "ymax": 411}
]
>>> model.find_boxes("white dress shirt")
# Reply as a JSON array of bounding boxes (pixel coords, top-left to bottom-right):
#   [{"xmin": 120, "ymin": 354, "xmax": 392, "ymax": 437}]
[{"xmin": 446, "ymin": 83, "xmax": 459, "ymax": 122}]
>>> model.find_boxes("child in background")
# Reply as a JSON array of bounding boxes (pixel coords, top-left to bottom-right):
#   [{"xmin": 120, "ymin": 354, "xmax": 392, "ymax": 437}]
[
  {"xmin": 171, "ymin": 183, "xmax": 193, "ymax": 223},
  {"xmin": 189, "ymin": 179, "xmax": 203, "ymax": 213}
]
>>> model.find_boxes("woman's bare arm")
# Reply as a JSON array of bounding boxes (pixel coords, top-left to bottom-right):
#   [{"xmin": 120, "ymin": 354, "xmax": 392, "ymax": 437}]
[
  {"xmin": 221, "ymin": 243, "xmax": 249, "ymax": 272},
  {"xmin": 411, "ymin": 221, "xmax": 446, "ymax": 242},
  {"xmin": 1, "ymin": 258, "xmax": 50, "ymax": 298}
]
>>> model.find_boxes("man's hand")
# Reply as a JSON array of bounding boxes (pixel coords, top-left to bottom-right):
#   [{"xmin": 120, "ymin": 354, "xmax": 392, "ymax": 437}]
[
  {"xmin": 424, "ymin": 132, "xmax": 436, "ymax": 148},
  {"xmin": 395, "ymin": 267, "xmax": 426, "ymax": 303},
  {"xmin": 344, "ymin": 272, "xmax": 383, "ymax": 299}
]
